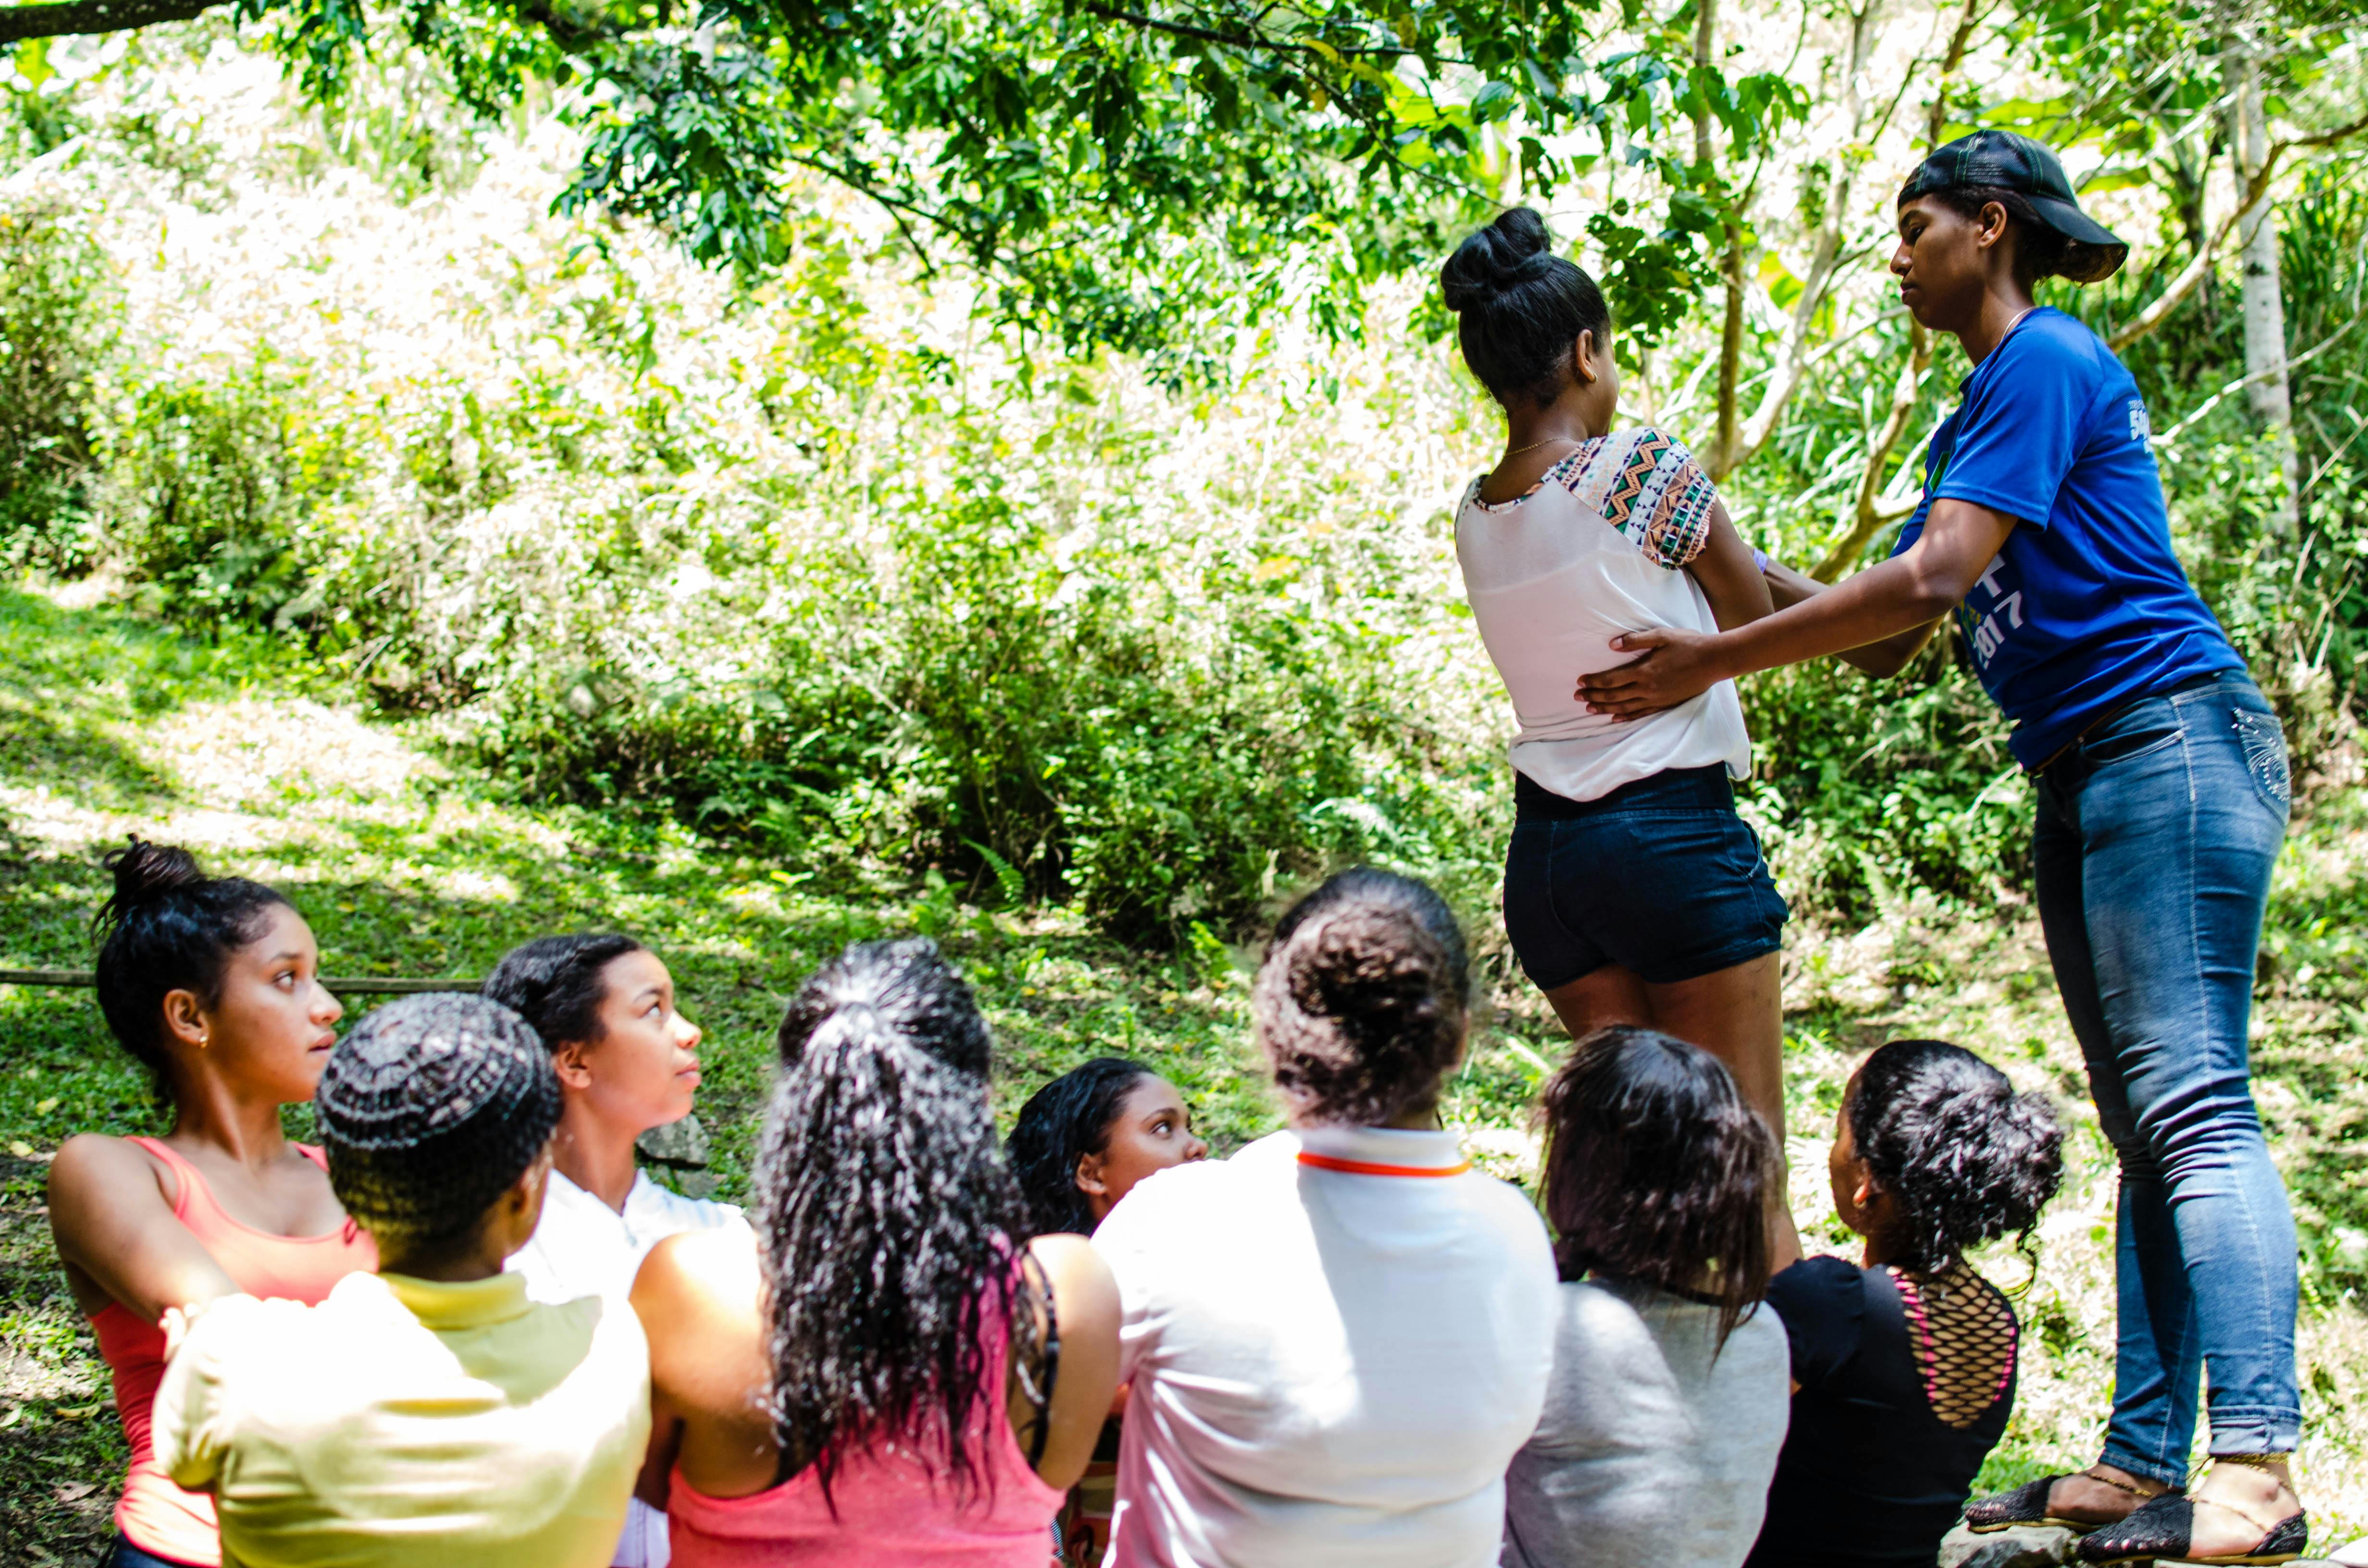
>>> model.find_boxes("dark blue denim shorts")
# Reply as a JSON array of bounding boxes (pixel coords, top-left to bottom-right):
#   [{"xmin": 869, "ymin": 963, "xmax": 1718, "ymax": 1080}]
[{"xmin": 1503, "ymin": 764, "xmax": 1789, "ymax": 989}]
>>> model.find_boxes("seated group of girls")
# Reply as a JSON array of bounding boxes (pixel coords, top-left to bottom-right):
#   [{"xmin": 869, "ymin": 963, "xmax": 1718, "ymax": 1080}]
[{"xmin": 49, "ymin": 839, "xmax": 2065, "ymax": 1568}]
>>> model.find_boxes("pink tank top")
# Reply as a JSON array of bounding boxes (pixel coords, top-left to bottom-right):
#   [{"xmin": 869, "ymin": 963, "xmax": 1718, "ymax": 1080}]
[
  {"xmin": 666, "ymin": 1320, "xmax": 1065, "ymax": 1568},
  {"xmin": 88, "ymin": 1137, "xmax": 377, "ymax": 1567}
]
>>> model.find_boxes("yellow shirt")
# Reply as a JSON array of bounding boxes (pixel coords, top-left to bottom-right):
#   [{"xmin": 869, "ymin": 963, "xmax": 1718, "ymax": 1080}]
[{"xmin": 153, "ymin": 1269, "xmax": 650, "ymax": 1568}]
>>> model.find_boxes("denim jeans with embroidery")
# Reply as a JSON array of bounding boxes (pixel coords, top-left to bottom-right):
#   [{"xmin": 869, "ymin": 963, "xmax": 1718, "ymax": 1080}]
[{"xmin": 2033, "ymin": 670, "xmax": 2300, "ymax": 1484}]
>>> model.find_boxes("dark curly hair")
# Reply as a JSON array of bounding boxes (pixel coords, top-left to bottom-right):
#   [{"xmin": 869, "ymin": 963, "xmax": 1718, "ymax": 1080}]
[
  {"xmin": 756, "ymin": 938, "xmax": 1042, "ymax": 1507},
  {"xmin": 1007, "ymin": 1057, "xmax": 1156, "ymax": 1237},
  {"xmin": 1539, "ymin": 1026, "xmax": 1776, "ymax": 1347},
  {"xmin": 1903, "ymin": 184, "xmax": 2120, "ymax": 287},
  {"xmin": 91, "ymin": 838, "xmax": 295, "ymax": 1095},
  {"xmin": 1255, "ymin": 868, "xmax": 1469, "ymax": 1127},
  {"xmin": 481, "ymin": 933, "xmax": 648, "ymax": 1051},
  {"xmin": 1847, "ymin": 1039, "xmax": 2065, "ymax": 1274},
  {"xmin": 315, "ymin": 993, "xmax": 561, "ymax": 1256},
  {"xmin": 1440, "ymin": 207, "xmax": 1612, "ymax": 409}
]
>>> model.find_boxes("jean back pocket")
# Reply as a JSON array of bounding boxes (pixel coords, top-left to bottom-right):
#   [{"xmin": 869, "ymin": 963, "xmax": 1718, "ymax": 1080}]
[{"xmin": 2231, "ymin": 707, "xmax": 2291, "ymax": 811}]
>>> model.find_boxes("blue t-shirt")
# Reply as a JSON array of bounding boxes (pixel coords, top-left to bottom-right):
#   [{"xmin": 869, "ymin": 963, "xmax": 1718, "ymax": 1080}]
[{"xmin": 1889, "ymin": 308, "xmax": 2243, "ymax": 769}]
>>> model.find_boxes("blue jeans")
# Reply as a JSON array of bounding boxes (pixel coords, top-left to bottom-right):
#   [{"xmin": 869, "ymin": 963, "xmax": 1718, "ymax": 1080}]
[
  {"xmin": 2033, "ymin": 671, "xmax": 2300, "ymax": 1486},
  {"xmin": 101, "ymin": 1540, "xmax": 208, "ymax": 1568}
]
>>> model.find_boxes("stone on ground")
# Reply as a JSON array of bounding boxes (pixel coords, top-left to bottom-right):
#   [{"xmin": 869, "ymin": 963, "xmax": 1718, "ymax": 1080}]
[{"xmin": 1938, "ymin": 1522, "xmax": 2080, "ymax": 1568}]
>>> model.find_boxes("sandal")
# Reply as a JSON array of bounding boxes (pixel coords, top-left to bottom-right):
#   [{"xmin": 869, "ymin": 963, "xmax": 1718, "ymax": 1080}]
[
  {"xmin": 1965, "ymin": 1469, "xmax": 2170, "ymax": 1535},
  {"xmin": 2074, "ymin": 1492, "xmax": 2308, "ymax": 1566}
]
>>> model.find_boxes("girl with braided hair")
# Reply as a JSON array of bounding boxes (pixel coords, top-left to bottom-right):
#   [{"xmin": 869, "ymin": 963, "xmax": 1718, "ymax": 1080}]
[
  {"xmin": 1744, "ymin": 1039, "xmax": 2064, "ymax": 1568},
  {"xmin": 630, "ymin": 938, "xmax": 1121, "ymax": 1565},
  {"xmin": 47, "ymin": 839, "xmax": 375, "ymax": 1568},
  {"xmin": 1091, "ymin": 867, "xmax": 1556, "ymax": 1568},
  {"xmin": 150, "ymin": 991, "xmax": 653, "ymax": 1567}
]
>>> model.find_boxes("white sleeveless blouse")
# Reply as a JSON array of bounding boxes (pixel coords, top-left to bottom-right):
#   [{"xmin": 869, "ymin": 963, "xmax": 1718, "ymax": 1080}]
[{"xmin": 1454, "ymin": 427, "xmax": 1751, "ymax": 804}]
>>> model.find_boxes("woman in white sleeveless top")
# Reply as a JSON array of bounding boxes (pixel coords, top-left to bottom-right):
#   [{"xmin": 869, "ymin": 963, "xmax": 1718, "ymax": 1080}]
[{"xmin": 1443, "ymin": 207, "xmax": 1795, "ymax": 1257}]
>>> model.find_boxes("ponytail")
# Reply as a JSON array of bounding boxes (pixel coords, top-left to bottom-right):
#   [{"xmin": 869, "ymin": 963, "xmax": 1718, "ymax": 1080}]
[{"xmin": 756, "ymin": 939, "xmax": 1036, "ymax": 1504}]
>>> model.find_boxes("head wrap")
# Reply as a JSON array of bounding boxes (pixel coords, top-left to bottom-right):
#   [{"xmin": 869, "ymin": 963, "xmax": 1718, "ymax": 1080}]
[{"xmin": 316, "ymin": 992, "xmax": 560, "ymax": 1247}]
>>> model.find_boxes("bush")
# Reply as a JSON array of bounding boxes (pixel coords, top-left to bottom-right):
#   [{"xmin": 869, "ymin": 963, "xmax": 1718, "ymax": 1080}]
[
  {"xmin": 17, "ymin": 34, "xmax": 2362, "ymax": 946},
  {"xmin": 0, "ymin": 200, "xmax": 111, "ymax": 572}
]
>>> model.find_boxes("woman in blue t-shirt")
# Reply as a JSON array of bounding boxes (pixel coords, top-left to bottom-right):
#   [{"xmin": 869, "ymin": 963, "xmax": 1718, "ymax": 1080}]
[{"xmin": 1576, "ymin": 130, "xmax": 2307, "ymax": 1566}]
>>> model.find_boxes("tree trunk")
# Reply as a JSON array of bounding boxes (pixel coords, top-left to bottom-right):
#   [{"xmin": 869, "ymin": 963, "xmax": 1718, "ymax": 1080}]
[
  {"xmin": 1710, "ymin": 0, "xmax": 1886, "ymax": 482},
  {"xmin": 1693, "ymin": 0, "xmax": 1744, "ymax": 478},
  {"xmin": 2232, "ymin": 36, "xmax": 2299, "ymax": 536}
]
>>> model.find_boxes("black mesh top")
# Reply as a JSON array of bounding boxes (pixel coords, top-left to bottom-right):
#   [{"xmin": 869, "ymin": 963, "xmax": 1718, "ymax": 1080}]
[{"xmin": 1743, "ymin": 1255, "xmax": 2019, "ymax": 1568}]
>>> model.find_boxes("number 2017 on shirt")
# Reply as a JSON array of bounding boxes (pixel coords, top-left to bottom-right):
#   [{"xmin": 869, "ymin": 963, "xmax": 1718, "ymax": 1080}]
[{"xmin": 1964, "ymin": 555, "xmax": 2023, "ymax": 668}]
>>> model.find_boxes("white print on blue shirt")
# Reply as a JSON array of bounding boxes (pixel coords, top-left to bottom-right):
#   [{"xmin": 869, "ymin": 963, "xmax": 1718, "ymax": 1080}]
[
  {"xmin": 1961, "ymin": 552, "xmax": 2026, "ymax": 670},
  {"xmin": 2128, "ymin": 399, "xmax": 2151, "ymax": 449}
]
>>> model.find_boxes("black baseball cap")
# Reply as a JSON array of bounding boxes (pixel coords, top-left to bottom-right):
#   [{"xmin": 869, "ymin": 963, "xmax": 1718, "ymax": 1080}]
[{"xmin": 1899, "ymin": 130, "xmax": 2128, "ymax": 282}]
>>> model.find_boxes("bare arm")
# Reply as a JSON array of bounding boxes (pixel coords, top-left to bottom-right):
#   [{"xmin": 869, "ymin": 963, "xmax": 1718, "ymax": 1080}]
[
  {"xmin": 48, "ymin": 1135, "xmax": 238, "ymax": 1323},
  {"xmin": 1578, "ymin": 500, "xmax": 2018, "ymax": 717},
  {"xmin": 1690, "ymin": 502, "xmax": 1777, "ymax": 632},
  {"xmin": 1015, "ymin": 1232, "xmax": 1122, "ymax": 1493},
  {"xmin": 1761, "ymin": 559, "xmax": 1943, "ymax": 676},
  {"xmin": 631, "ymin": 1226, "xmax": 775, "ymax": 1501}
]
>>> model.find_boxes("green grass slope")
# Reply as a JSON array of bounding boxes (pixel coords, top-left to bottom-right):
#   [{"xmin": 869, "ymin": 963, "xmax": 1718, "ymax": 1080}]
[{"xmin": 3, "ymin": 581, "xmax": 2364, "ymax": 1564}]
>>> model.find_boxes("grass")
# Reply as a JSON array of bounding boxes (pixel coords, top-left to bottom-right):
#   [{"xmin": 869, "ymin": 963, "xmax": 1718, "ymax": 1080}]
[{"xmin": 3, "ymin": 578, "xmax": 2366, "ymax": 1565}]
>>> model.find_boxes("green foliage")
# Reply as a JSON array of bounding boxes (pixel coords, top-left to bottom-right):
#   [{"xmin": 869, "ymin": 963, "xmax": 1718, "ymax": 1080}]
[
  {"xmin": 0, "ymin": 200, "xmax": 109, "ymax": 572},
  {"xmin": 6, "ymin": 0, "xmax": 1819, "ymax": 367},
  {"xmin": 101, "ymin": 359, "xmax": 369, "ymax": 629}
]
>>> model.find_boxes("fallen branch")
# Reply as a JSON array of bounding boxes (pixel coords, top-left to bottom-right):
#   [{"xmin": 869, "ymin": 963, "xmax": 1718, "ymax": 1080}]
[
  {"xmin": 0, "ymin": 0, "xmax": 220, "ymax": 44},
  {"xmin": 0, "ymin": 968, "xmax": 482, "ymax": 993}
]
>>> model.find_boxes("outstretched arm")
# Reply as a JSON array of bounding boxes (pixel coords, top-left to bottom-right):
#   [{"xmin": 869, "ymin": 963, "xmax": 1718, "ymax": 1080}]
[
  {"xmin": 48, "ymin": 1135, "xmax": 238, "ymax": 1323},
  {"xmin": 1579, "ymin": 499, "xmax": 2018, "ymax": 717},
  {"xmin": 1760, "ymin": 559, "xmax": 1944, "ymax": 676}
]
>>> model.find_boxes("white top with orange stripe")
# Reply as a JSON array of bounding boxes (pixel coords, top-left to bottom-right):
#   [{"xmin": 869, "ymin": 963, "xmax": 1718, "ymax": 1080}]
[{"xmin": 1091, "ymin": 1125, "xmax": 1558, "ymax": 1568}]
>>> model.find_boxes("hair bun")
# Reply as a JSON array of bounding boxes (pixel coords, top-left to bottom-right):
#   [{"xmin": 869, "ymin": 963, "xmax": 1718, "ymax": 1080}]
[
  {"xmin": 97, "ymin": 837, "xmax": 204, "ymax": 934},
  {"xmin": 1440, "ymin": 207, "xmax": 1557, "ymax": 313},
  {"xmin": 1287, "ymin": 907, "xmax": 1442, "ymax": 1032}
]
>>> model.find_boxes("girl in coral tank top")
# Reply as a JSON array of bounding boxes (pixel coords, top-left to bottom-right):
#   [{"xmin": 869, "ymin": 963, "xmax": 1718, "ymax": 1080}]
[
  {"xmin": 46, "ymin": 840, "xmax": 376, "ymax": 1568},
  {"xmin": 631, "ymin": 939, "xmax": 1120, "ymax": 1568}
]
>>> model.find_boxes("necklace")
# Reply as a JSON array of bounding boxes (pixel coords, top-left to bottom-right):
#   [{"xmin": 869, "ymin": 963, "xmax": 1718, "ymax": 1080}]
[{"xmin": 1504, "ymin": 432, "xmax": 1584, "ymax": 458}]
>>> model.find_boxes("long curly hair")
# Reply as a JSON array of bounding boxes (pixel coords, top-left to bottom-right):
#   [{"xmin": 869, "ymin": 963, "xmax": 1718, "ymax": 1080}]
[
  {"xmin": 1254, "ymin": 868, "xmax": 1470, "ymax": 1127},
  {"xmin": 1848, "ymin": 1039, "xmax": 2065, "ymax": 1275},
  {"xmin": 1538, "ymin": 1026, "xmax": 1776, "ymax": 1347},
  {"xmin": 1006, "ymin": 1057, "xmax": 1155, "ymax": 1237},
  {"xmin": 755, "ymin": 938, "xmax": 1040, "ymax": 1507}
]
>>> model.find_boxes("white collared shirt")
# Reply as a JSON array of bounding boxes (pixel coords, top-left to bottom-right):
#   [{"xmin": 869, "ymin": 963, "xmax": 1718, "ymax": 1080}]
[
  {"xmin": 508, "ymin": 1168, "xmax": 742, "ymax": 1568},
  {"xmin": 1093, "ymin": 1125, "xmax": 1558, "ymax": 1568}
]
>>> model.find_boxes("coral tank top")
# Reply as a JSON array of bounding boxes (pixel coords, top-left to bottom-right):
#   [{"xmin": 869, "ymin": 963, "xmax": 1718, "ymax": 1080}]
[
  {"xmin": 88, "ymin": 1137, "xmax": 377, "ymax": 1567},
  {"xmin": 667, "ymin": 1320, "xmax": 1063, "ymax": 1568}
]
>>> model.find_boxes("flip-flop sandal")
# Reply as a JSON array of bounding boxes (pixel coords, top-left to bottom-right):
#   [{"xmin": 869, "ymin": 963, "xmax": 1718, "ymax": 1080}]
[
  {"xmin": 1965, "ymin": 1470, "xmax": 2169, "ymax": 1535},
  {"xmin": 2074, "ymin": 1492, "xmax": 2309, "ymax": 1566}
]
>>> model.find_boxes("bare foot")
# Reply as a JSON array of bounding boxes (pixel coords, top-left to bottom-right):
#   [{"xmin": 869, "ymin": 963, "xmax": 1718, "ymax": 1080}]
[
  {"xmin": 2043, "ymin": 1463, "xmax": 2167, "ymax": 1528},
  {"xmin": 2183, "ymin": 1458, "xmax": 2302, "ymax": 1559}
]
